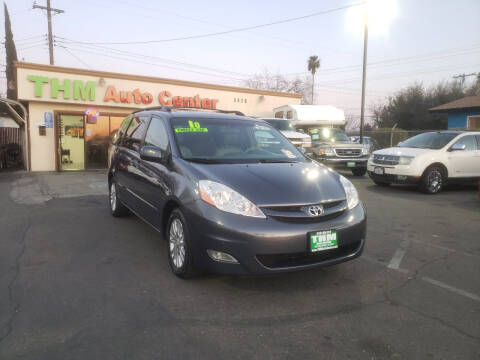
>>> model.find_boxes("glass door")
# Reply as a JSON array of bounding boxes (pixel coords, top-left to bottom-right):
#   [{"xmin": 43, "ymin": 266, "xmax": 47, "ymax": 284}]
[
  {"xmin": 58, "ymin": 115, "xmax": 85, "ymax": 170},
  {"xmin": 85, "ymin": 115, "xmax": 110, "ymax": 169}
]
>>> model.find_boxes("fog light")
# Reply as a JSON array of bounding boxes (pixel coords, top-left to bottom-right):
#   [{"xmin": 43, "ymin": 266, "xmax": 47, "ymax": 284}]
[
  {"xmin": 207, "ymin": 249, "xmax": 239, "ymax": 263},
  {"xmin": 397, "ymin": 175, "xmax": 407, "ymax": 180}
]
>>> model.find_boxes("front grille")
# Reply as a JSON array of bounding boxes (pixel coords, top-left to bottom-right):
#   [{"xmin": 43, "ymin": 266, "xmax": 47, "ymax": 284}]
[
  {"xmin": 373, "ymin": 154, "xmax": 399, "ymax": 165},
  {"xmin": 256, "ymin": 241, "xmax": 361, "ymax": 269},
  {"xmin": 261, "ymin": 200, "xmax": 347, "ymax": 223},
  {"xmin": 335, "ymin": 148, "xmax": 362, "ymax": 157}
]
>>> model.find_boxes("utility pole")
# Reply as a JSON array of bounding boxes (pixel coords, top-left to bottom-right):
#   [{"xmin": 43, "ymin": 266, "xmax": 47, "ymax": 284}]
[
  {"xmin": 359, "ymin": 20, "xmax": 368, "ymax": 144},
  {"xmin": 33, "ymin": 0, "xmax": 64, "ymax": 65},
  {"xmin": 453, "ymin": 73, "xmax": 477, "ymax": 86}
]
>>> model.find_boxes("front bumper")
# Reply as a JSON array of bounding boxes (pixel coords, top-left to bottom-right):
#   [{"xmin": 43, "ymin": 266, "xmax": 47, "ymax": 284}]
[
  {"xmin": 367, "ymin": 161, "xmax": 422, "ymax": 184},
  {"xmin": 315, "ymin": 155, "xmax": 368, "ymax": 169},
  {"xmin": 184, "ymin": 201, "xmax": 366, "ymax": 275}
]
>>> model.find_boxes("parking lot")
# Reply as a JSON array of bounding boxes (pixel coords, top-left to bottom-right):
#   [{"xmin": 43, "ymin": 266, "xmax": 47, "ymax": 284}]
[{"xmin": 0, "ymin": 171, "xmax": 479, "ymax": 359}]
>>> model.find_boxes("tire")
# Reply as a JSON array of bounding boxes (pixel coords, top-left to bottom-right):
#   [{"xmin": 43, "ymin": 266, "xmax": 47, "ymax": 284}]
[
  {"xmin": 109, "ymin": 181, "xmax": 129, "ymax": 217},
  {"xmin": 352, "ymin": 168, "xmax": 367, "ymax": 176},
  {"xmin": 419, "ymin": 166, "xmax": 445, "ymax": 194},
  {"xmin": 167, "ymin": 209, "xmax": 197, "ymax": 279},
  {"xmin": 373, "ymin": 180, "xmax": 390, "ymax": 187}
]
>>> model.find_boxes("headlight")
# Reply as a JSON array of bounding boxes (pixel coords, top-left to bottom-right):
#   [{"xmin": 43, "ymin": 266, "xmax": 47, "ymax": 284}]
[
  {"xmin": 198, "ymin": 180, "xmax": 265, "ymax": 218},
  {"xmin": 398, "ymin": 156, "xmax": 414, "ymax": 165},
  {"xmin": 318, "ymin": 148, "xmax": 335, "ymax": 156},
  {"xmin": 361, "ymin": 147, "xmax": 370, "ymax": 155},
  {"xmin": 339, "ymin": 176, "xmax": 359, "ymax": 210}
]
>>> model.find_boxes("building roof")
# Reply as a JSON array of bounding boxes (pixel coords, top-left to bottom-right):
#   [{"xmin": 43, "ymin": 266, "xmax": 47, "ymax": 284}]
[
  {"xmin": 429, "ymin": 96, "xmax": 480, "ymax": 113},
  {"xmin": 15, "ymin": 62, "xmax": 302, "ymax": 99}
]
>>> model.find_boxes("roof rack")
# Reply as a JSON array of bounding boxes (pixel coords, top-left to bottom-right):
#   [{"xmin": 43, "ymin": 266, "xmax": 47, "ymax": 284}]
[
  {"xmin": 132, "ymin": 106, "xmax": 245, "ymax": 116},
  {"xmin": 132, "ymin": 106, "xmax": 171, "ymax": 114}
]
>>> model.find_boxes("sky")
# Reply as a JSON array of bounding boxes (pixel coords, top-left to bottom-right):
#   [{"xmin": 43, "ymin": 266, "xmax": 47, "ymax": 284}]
[{"xmin": 2, "ymin": 0, "xmax": 480, "ymax": 123}]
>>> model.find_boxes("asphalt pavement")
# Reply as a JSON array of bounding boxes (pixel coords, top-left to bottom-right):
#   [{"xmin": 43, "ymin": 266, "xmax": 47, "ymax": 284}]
[{"xmin": 0, "ymin": 170, "xmax": 479, "ymax": 359}]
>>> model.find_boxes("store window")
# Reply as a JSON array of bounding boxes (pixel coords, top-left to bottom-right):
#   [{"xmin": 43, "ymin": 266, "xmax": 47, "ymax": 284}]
[{"xmin": 275, "ymin": 111, "xmax": 284, "ymax": 119}]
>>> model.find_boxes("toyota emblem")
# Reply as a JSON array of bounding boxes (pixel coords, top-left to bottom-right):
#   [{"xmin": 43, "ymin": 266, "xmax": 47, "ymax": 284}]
[{"xmin": 306, "ymin": 205, "xmax": 324, "ymax": 217}]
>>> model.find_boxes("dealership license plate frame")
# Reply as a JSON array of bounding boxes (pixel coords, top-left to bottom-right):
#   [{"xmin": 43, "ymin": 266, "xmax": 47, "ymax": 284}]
[
  {"xmin": 346, "ymin": 162, "xmax": 356, "ymax": 167},
  {"xmin": 374, "ymin": 166, "xmax": 385, "ymax": 175},
  {"xmin": 309, "ymin": 230, "xmax": 338, "ymax": 252}
]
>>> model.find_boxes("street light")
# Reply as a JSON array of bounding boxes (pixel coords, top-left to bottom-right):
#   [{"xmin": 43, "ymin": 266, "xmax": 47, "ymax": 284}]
[{"xmin": 347, "ymin": 0, "xmax": 398, "ymax": 143}]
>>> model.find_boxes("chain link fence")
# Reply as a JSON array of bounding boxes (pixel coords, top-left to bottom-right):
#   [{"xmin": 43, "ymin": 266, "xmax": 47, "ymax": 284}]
[{"xmin": 346, "ymin": 128, "xmax": 438, "ymax": 150}]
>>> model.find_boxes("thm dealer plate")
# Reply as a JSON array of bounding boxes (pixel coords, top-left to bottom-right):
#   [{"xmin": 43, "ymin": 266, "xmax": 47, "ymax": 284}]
[
  {"xmin": 309, "ymin": 230, "xmax": 338, "ymax": 252},
  {"xmin": 347, "ymin": 162, "xmax": 356, "ymax": 167},
  {"xmin": 374, "ymin": 167, "xmax": 385, "ymax": 175}
]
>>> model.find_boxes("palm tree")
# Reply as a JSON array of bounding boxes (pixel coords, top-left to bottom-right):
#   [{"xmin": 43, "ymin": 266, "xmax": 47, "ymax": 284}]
[{"xmin": 307, "ymin": 55, "xmax": 320, "ymax": 104}]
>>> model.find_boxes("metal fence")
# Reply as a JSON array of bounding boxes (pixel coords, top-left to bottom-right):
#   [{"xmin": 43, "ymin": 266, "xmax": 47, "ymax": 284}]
[{"xmin": 347, "ymin": 129, "xmax": 436, "ymax": 150}]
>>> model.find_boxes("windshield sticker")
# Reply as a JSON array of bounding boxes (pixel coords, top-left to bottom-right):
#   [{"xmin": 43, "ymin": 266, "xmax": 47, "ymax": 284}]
[
  {"xmin": 281, "ymin": 149, "xmax": 296, "ymax": 158},
  {"xmin": 311, "ymin": 134, "xmax": 319, "ymax": 140},
  {"xmin": 255, "ymin": 124, "xmax": 270, "ymax": 130},
  {"xmin": 175, "ymin": 120, "xmax": 208, "ymax": 133}
]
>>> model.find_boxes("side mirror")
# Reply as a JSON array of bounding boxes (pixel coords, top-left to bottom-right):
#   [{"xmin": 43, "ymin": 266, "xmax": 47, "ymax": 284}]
[
  {"xmin": 299, "ymin": 147, "xmax": 306, "ymax": 154},
  {"xmin": 449, "ymin": 143, "xmax": 466, "ymax": 151},
  {"xmin": 140, "ymin": 145, "xmax": 163, "ymax": 162}
]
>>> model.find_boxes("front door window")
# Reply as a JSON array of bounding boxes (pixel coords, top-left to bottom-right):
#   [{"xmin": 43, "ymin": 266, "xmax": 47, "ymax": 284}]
[{"xmin": 59, "ymin": 115, "xmax": 85, "ymax": 170}]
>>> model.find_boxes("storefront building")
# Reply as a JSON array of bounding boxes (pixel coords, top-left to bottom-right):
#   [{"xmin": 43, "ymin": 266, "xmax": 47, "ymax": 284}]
[{"xmin": 16, "ymin": 62, "xmax": 301, "ymax": 171}]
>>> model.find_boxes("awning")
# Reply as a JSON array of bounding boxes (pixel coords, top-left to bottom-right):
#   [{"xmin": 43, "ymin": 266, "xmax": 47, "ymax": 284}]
[{"xmin": 0, "ymin": 116, "xmax": 20, "ymax": 128}]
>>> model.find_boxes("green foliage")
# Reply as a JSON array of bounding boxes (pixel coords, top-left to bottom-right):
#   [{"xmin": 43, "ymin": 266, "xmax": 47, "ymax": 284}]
[
  {"xmin": 372, "ymin": 79, "xmax": 480, "ymax": 130},
  {"xmin": 307, "ymin": 56, "xmax": 320, "ymax": 76},
  {"xmin": 4, "ymin": 3, "xmax": 18, "ymax": 100}
]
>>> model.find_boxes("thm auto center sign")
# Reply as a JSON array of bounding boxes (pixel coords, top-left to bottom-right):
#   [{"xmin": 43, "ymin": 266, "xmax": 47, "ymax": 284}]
[{"xmin": 27, "ymin": 75, "xmax": 220, "ymax": 109}]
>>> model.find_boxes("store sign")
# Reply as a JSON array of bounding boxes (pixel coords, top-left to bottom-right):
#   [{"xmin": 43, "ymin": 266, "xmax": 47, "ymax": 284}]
[{"xmin": 27, "ymin": 75, "xmax": 220, "ymax": 109}]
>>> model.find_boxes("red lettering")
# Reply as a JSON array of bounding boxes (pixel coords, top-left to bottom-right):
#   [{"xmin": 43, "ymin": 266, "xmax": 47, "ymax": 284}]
[
  {"xmin": 194, "ymin": 95, "xmax": 201, "ymax": 108},
  {"xmin": 211, "ymin": 99, "xmax": 219, "ymax": 109},
  {"xmin": 132, "ymin": 89, "xmax": 142, "ymax": 104},
  {"xmin": 120, "ymin": 91, "xmax": 132, "ymax": 103},
  {"xmin": 103, "ymin": 86, "xmax": 119, "ymax": 103},
  {"xmin": 201, "ymin": 98, "xmax": 211, "ymax": 109},
  {"xmin": 159, "ymin": 91, "xmax": 172, "ymax": 106},
  {"xmin": 142, "ymin": 92, "xmax": 153, "ymax": 105},
  {"xmin": 183, "ymin": 97, "xmax": 195, "ymax": 107},
  {"xmin": 172, "ymin": 96, "xmax": 183, "ymax": 107}
]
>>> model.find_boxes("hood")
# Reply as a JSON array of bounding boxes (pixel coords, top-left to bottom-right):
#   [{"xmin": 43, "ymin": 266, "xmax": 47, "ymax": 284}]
[
  {"xmin": 316, "ymin": 141, "xmax": 366, "ymax": 148},
  {"xmin": 373, "ymin": 147, "xmax": 433, "ymax": 157},
  {"xmin": 280, "ymin": 130, "xmax": 311, "ymax": 140},
  {"xmin": 189, "ymin": 162, "xmax": 346, "ymax": 206}
]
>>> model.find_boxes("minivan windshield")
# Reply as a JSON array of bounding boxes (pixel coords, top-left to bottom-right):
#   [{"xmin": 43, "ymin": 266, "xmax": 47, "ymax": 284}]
[
  {"xmin": 264, "ymin": 119, "xmax": 294, "ymax": 131},
  {"xmin": 398, "ymin": 132, "xmax": 458, "ymax": 149},
  {"xmin": 172, "ymin": 118, "xmax": 306, "ymax": 163}
]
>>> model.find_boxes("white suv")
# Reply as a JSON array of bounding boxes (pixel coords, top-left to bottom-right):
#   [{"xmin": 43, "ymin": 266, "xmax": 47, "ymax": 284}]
[{"xmin": 367, "ymin": 131, "xmax": 480, "ymax": 194}]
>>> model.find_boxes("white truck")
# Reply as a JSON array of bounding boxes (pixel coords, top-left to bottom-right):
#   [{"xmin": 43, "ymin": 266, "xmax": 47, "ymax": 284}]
[{"xmin": 273, "ymin": 105, "xmax": 370, "ymax": 176}]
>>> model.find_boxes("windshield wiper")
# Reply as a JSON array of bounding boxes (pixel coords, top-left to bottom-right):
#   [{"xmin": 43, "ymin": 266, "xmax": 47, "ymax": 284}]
[{"xmin": 184, "ymin": 158, "xmax": 222, "ymax": 164}]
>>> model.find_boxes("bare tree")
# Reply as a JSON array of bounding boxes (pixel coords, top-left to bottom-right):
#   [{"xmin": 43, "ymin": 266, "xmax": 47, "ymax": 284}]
[{"xmin": 244, "ymin": 69, "xmax": 313, "ymax": 104}]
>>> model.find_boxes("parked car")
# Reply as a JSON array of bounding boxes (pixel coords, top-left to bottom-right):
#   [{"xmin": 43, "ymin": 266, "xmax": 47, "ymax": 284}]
[
  {"xmin": 261, "ymin": 118, "xmax": 312, "ymax": 153},
  {"xmin": 350, "ymin": 136, "xmax": 378, "ymax": 152},
  {"xmin": 310, "ymin": 128, "xmax": 370, "ymax": 176},
  {"xmin": 367, "ymin": 131, "xmax": 480, "ymax": 194},
  {"xmin": 108, "ymin": 107, "xmax": 366, "ymax": 278}
]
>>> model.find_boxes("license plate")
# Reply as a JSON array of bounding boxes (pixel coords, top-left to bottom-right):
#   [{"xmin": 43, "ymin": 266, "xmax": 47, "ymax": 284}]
[
  {"xmin": 347, "ymin": 162, "xmax": 356, "ymax": 167},
  {"xmin": 374, "ymin": 167, "xmax": 385, "ymax": 175},
  {"xmin": 309, "ymin": 230, "xmax": 338, "ymax": 252}
]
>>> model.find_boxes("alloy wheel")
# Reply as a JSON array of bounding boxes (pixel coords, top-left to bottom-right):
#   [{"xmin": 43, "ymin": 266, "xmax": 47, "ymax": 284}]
[
  {"xmin": 110, "ymin": 183, "xmax": 117, "ymax": 211},
  {"xmin": 427, "ymin": 168, "xmax": 442, "ymax": 193},
  {"xmin": 169, "ymin": 218, "xmax": 186, "ymax": 269}
]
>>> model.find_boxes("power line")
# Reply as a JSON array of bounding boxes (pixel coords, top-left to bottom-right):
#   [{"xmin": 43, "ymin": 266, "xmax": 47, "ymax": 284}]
[
  {"xmin": 58, "ymin": 45, "xmax": 93, "ymax": 70},
  {"xmin": 56, "ymin": 45, "xmax": 247, "ymax": 81},
  {"xmin": 55, "ymin": 37, "xmax": 251, "ymax": 77},
  {"xmin": 57, "ymin": 1, "xmax": 366, "ymax": 45},
  {"xmin": 33, "ymin": 0, "xmax": 64, "ymax": 65}
]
